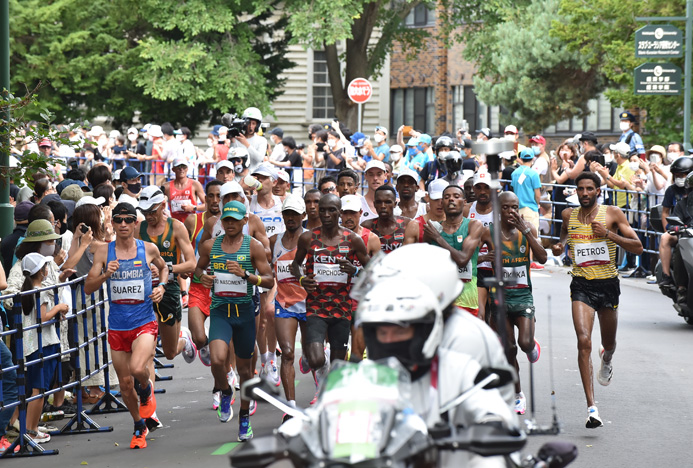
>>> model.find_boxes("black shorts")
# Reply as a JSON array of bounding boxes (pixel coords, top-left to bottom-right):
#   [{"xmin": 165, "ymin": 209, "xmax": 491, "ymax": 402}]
[
  {"xmin": 570, "ymin": 276, "xmax": 620, "ymax": 311},
  {"xmin": 155, "ymin": 282, "xmax": 182, "ymax": 326},
  {"xmin": 477, "ymin": 268, "xmax": 494, "ymax": 289},
  {"xmin": 304, "ymin": 315, "xmax": 351, "ymax": 352}
]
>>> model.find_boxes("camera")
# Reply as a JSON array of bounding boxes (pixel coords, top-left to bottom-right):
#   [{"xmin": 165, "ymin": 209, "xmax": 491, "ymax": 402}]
[
  {"xmin": 316, "ymin": 142, "xmax": 326, "ymax": 152},
  {"xmin": 221, "ymin": 113, "xmax": 249, "ymax": 139},
  {"xmin": 80, "ymin": 224, "xmax": 89, "ymax": 234}
]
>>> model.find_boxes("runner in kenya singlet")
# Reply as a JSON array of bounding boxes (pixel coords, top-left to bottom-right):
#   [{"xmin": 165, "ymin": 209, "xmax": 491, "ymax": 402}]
[{"xmin": 370, "ymin": 216, "xmax": 407, "ymax": 254}]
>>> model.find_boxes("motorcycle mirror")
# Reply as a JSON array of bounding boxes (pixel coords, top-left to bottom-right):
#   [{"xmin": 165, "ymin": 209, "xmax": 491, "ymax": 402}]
[
  {"xmin": 667, "ymin": 216, "xmax": 685, "ymax": 227},
  {"xmin": 537, "ymin": 441, "xmax": 578, "ymax": 468},
  {"xmin": 474, "ymin": 367, "xmax": 516, "ymax": 389},
  {"xmin": 241, "ymin": 376, "xmax": 278, "ymax": 402}
]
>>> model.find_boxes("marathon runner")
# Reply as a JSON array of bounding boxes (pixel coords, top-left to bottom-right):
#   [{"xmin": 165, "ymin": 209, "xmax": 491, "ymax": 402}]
[
  {"xmin": 463, "ymin": 171, "xmax": 494, "ymax": 321},
  {"xmin": 164, "ymin": 157, "xmax": 205, "ymax": 224},
  {"xmin": 340, "ymin": 194, "xmax": 382, "ymax": 362},
  {"xmin": 490, "ymin": 191, "xmax": 545, "ymax": 415},
  {"xmin": 361, "ymin": 160, "xmax": 388, "ymax": 222},
  {"xmin": 393, "ymin": 167, "xmax": 427, "ymax": 219},
  {"xmin": 291, "ymin": 194, "xmax": 370, "ymax": 384},
  {"xmin": 85, "ymin": 202, "xmax": 168, "ymax": 449},
  {"xmin": 404, "ymin": 178, "xmax": 447, "ymax": 245},
  {"xmin": 273, "ymin": 169, "xmax": 291, "ymax": 202},
  {"xmin": 424, "ymin": 185, "xmax": 491, "ymax": 317},
  {"xmin": 551, "ymin": 171, "xmax": 642, "ymax": 428},
  {"xmin": 249, "ymin": 163, "xmax": 284, "ymax": 386},
  {"xmin": 269, "ymin": 194, "xmax": 308, "ymax": 421},
  {"xmin": 196, "ymin": 201, "xmax": 274, "ymax": 441},
  {"xmin": 303, "ymin": 189, "xmax": 321, "ymax": 230},
  {"xmin": 362, "ymin": 186, "xmax": 411, "ymax": 254},
  {"xmin": 136, "ymin": 186, "xmax": 197, "ymax": 363},
  {"xmin": 184, "ymin": 180, "xmax": 222, "ymax": 356},
  {"xmin": 336, "ymin": 169, "xmax": 360, "ymax": 198}
]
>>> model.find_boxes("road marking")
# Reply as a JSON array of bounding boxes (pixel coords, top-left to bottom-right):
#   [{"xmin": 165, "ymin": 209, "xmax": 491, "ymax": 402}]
[{"xmin": 212, "ymin": 442, "xmax": 240, "ymax": 455}]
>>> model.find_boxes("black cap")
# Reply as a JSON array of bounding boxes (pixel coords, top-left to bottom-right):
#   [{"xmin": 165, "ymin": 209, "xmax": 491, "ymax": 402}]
[
  {"xmin": 120, "ymin": 166, "xmax": 141, "ymax": 182},
  {"xmin": 268, "ymin": 127, "xmax": 284, "ymax": 139},
  {"xmin": 619, "ymin": 111, "xmax": 636, "ymax": 122},
  {"xmin": 113, "ymin": 202, "xmax": 137, "ymax": 217},
  {"xmin": 579, "ymin": 132, "xmax": 598, "ymax": 143}
]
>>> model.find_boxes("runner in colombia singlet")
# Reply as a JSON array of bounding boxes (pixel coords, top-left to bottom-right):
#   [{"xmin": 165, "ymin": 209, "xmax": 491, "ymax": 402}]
[
  {"xmin": 370, "ymin": 217, "xmax": 407, "ymax": 254},
  {"xmin": 273, "ymin": 230, "xmax": 308, "ymax": 315},
  {"xmin": 568, "ymin": 205, "xmax": 617, "ymax": 280},
  {"xmin": 210, "ymin": 234, "xmax": 254, "ymax": 310},
  {"xmin": 305, "ymin": 227, "xmax": 356, "ymax": 320},
  {"xmin": 169, "ymin": 179, "xmax": 197, "ymax": 223},
  {"xmin": 107, "ymin": 239, "xmax": 155, "ymax": 331}
]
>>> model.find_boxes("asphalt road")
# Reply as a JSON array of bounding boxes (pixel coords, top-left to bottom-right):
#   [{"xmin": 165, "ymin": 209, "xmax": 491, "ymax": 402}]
[{"xmin": 8, "ymin": 265, "xmax": 693, "ymax": 468}]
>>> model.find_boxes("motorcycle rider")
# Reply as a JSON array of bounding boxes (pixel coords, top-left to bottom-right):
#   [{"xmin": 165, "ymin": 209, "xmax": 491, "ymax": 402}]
[
  {"xmin": 229, "ymin": 107, "xmax": 268, "ymax": 174},
  {"xmin": 419, "ymin": 135, "xmax": 454, "ymax": 191}
]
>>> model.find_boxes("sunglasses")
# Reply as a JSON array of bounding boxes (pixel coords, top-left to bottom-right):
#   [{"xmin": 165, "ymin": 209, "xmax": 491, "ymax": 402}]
[{"xmin": 113, "ymin": 216, "xmax": 136, "ymax": 224}]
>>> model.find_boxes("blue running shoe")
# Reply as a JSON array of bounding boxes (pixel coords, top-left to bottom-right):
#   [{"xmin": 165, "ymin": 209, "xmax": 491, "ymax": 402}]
[
  {"xmin": 217, "ymin": 392, "xmax": 233, "ymax": 423},
  {"xmin": 238, "ymin": 415, "xmax": 253, "ymax": 441}
]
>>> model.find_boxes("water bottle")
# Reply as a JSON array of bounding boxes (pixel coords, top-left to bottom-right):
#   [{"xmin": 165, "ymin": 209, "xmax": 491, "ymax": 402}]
[{"xmin": 41, "ymin": 410, "xmax": 65, "ymax": 422}]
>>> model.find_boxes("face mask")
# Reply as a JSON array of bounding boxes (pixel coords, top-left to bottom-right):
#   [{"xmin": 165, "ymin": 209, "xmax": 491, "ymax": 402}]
[
  {"xmin": 218, "ymin": 136, "xmax": 226, "ymax": 143},
  {"xmin": 176, "ymin": 135, "xmax": 184, "ymax": 142},
  {"xmin": 505, "ymin": 134, "xmax": 516, "ymax": 142},
  {"xmin": 234, "ymin": 164, "xmax": 244, "ymax": 174},
  {"xmin": 359, "ymin": 148, "xmax": 369, "ymax": 156},
  {"xmin": 373, "ymin": 134, "xmax": 384, "ymax": 143},
  {"xmin": 676, "ymin": 177, "xmax": 686, "ymax": 188},
  {"xmin": 417, "ymin": 144, "xmax": 425, "ymax": 152},
  {"xmin": 531, "ymin": 145, "xmax": 542, "ymax": 156},
  {"xmin": 327, "ymin": 140, "xmax": 337, "ymax": 149},
  {"xmin": 207, "ymin": 138, "xmax": 214, "ymax": 148},
  {"xmin": 604, "ymin": 153, "xmax": 614, "ymax": 163},
  {"xmin": 620, "ymin": 121, "xmax": 631, "ymax": 132},
  {"xmin": 40, "ymin": 243, "xmax": 55, "ymax": 257},
  {"xmin": 58, "ymin": 221, "xmax": 67, "ymax": 235},
  {"xmin": 477, "ymin": 137, "xmax": 485, "ymax": 142},
  {"xmin": 628, "ymin": 162, "xmax": 640, "ymax": 172},
  {"xmin": 127, "ymin": 182, "xmax": 141, "ymax": 194},
  {"xmin": 128, "ymin": 134, "xmax": 137, "ymax": 142},
  {"xmin": 408, "ymin": 147, "xmax": 418, "ymax": 157},
  {"xmin": 668, "ymin": 153, "xmax": 681, "ymax": 163},
  {"xmin": 391, "ymin": 152, "xmax": 401, "ymax": 161}
]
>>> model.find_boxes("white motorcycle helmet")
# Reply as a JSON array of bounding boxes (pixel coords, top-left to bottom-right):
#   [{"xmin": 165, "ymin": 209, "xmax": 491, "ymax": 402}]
[
  {"xmin": 229, "ymin": 146, "xmax": 250, "ymax": 169},
  {"xmin": 351, "ymin": 244, "xmax": 462, "ymax": 310},
  {"xmin": 242, "ymin": 107, "xmax": 263, "ymax": 125},
  {"xmin": 357, "ymin": 278, "xmax": 443, "ymax": 379}
]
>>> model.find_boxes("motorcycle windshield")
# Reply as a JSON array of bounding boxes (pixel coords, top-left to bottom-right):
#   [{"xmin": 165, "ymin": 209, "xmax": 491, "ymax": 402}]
[{"xmin": 316, "ymin": 358, "xmax": 413, "ymax": 463}]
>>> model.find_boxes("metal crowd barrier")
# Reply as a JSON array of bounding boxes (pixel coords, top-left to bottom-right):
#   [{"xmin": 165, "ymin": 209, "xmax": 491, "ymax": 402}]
[{"xmin": 0, "ymin": 275, "xmax": 128, "ymax": 457}]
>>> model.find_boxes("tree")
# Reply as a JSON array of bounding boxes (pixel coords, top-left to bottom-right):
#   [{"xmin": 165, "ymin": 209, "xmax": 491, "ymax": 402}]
[
  {"xmin": 9, "ymin": 0, "xmax": 293, "ymax": 132},
  {"xmin": 284, "ymin": 0, "xmax": 435, "ymax": 131}
]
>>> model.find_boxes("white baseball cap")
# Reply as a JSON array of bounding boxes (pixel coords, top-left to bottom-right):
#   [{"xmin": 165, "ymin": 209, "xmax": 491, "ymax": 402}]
[
  {"xmin": 137, "ymin": 186, "xmax": 166, "ymax": 211},
  {"xmin": 499, "ymin": 151, "xmax": 516, "ymax": 160},
  {"xmin": 504, "ymin": 125, "xmax": 519, "ymax": 135},
  {"xmin": 365, "ymin": 159, "xmax": 387, "ymax": 173},
  {"xmin": 251, "ymin": 162, "xmax": 278, "ymax": 180},
  {"xmin": 148, "ymin": 125, "xmax": 163, "ymax": 138},
  {"xmin": 397, "ymin": 167, "xmax": 420, "ymax": 183},
  {"xmin": 473, "ymin": 170, "xmax": 491, "ymax": 187},
  {"xmin": 172, "ymin": 157, "xmax": 188, "ymax": 168},
  {"xmin": 22, "ymin": 252, "xmax": 53, "ymax": 276},
  {"xmin": 341, "ymin": 195, "xmax": 362, "ymax": 213},
  {"xmin": 89, "ymin": 125, "xmax": 105, "ymax": 137},
  {"xmin": 276, "ymin": 169, "xmax": 291, "ymax": 183},
  {"xmin": 390, "ymin": 145, "xmax": 403, "ymax": 154},
  {"xmin": 220, "ymin": 181, "xmax": 244, "ymax": 200},
  {"xmin": 76, "ymin": 195, "xmax": 106, "ymax": 209},
  {"xmin": 609, "ymin": 141, "xmax": 630, "ymax": 157},
  {"xmin": 216, "ymin": 160, "xmax": 234, "ymax": 172},
  {"xmin": 282, "ymin": 194, "xmax": 305, "ymax": 214},
  {"xmin": 428, "ymin": 178, "xmax": 449, "ymax": 200}
]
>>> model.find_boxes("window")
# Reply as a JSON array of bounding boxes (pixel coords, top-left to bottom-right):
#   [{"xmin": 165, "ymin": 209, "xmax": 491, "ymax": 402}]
[
  {"xmin": 542, "ymin": 93, "xmax": 623, "ymax": 135},
  {"xmin": 405, "ymin": 4, "xmax": 435, "ymax": 27},
  {"xmin": 458, "ymin": 85, "xmax": 501, "ymax": 134},
  {"xmin": 452, "ymin": 86, "xmax": 464, "ymax": 132},
  {"xmin": 312, "ymin": 51, "xmax": 334, "ymax": 120},
  {"xmin": 390, "ymin": 87, "xmax": 435, "ymax": 135}
]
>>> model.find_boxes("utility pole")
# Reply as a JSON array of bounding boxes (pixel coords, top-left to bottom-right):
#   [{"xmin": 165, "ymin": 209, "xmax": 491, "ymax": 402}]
[{"xmin": 0, "ymin": 0, "xmax": 12, "ymax": 238}]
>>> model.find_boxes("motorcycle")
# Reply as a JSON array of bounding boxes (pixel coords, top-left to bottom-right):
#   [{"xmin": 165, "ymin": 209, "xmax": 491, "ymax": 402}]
[{"xmin": 229, "ymin": 359, "xmax": 577, "ymax": 468}]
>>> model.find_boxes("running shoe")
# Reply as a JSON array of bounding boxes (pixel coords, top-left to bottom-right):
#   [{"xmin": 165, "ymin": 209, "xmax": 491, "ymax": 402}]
[
  {"xmin": 0, "ymin": 436, "xmax": 12, "ymax": 453},
  {"xmin": 238, "ymin": 415, "xmax": 253, "ymax": 442},
  {"xmin": 146, "ymin": 411, "xmax": 163, "ymax": 432},
  {"xmin": 309, "ymin": 390, "xmax": 319, "ymax": 406},
  {"xmin": 597, "ymin": 346, "xmax": 613, "ymax": 386},
  {"xmin": 530, "ymin": 262, "xmax": 545, "ymax": 270},
  {"xmin": 130, "ymin": 424, "xmax": 148, "ymax": 449},
  {"xmin": 227, "ymin": 372, "xmax": 238, "ymax": 405},
  {"xmin": 27, "ymin": 429, "xmax": 50, "ymax": 444},
  {"xmin": 281, "ymin": 413, "xmax": 293, "ymax": 425},
  {"xmin": 180, "ymin": 326, "xmax": 197, "ymax": 364},
  {"xmin": 267, "ymin": 360, "xmax": 281, "ymax": 387},
  {"xmin": 198, "ymin": 344, "xmax": 211, "ymax": 367},
  {"xmin": 137, "ymin": 379, "xmax": 156, "ymax": 419},
  {"xmin": 218, "ymin": 391, "xmax": 234, "ymax": 423},
  {"xmin": 234, "ymin": 370, "xmax": 241, "ymax": 391},
  {"xmin": 212, "ymin": 390, "xmax": 221, "ymax": 410},
  {"xmin": 527, "ymin": 338, "xmax": 541, "ymax": 364},
  {"xmin": 249, "ymin": 400, "xmax": 257, "ymax": 416},
  {"xmin": 586, "ymin": 406, "xmax": 603, "ymax": 428},
  {"xmin": 514, "ymin": 392, "xmax": 526, "ymax": 415},
  {"xmin": 181, "ymin": 292, "xmax": 189, "ymax": 309},
  {"xmin": 259, "ymin": 362, "xmax": 268, "ymax": 378},
  {"xmin": 298, "ymin": 355, "xmax": 311, "ymax": 374}
]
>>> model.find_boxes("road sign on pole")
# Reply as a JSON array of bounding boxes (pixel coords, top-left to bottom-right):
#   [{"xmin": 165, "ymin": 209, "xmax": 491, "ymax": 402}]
[
  {"xmin": 634, "ymin": 63, "xmax": 682, "ymax": 95},
  {"xmin": 635, "ymin": 25, "xmax": 684, "ymax": 58},
  {"xmin": 347, "ymin": 78, "xmax": 373, "ymax": 133}
]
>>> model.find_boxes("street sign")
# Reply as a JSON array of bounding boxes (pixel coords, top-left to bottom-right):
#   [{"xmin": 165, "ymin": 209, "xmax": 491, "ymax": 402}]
[
  {"xmin": 347, "ymin": 78, "xmax": 373, "ymax": 104},
  {"xmin": 635, "ymin": 25, "xmax": 683, "ymax": 58},
  {"xmin": 634, "ymin": 63, "xmax": 682, "ymax": 95}
]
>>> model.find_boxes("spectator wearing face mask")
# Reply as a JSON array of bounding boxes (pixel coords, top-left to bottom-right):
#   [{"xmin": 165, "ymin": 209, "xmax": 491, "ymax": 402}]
[
  {"xmin": 503, "ymin": 125, "xmax": 526, "ymax": 157},
  {"xmin": 618, "ymin": 111, "xmax": 646, "ymax": 160},
  {"xmin": 389, "ymin": 145, "xmax": 404, "ymax": 173},
  {"xmin": 372, "ymin": 126, "xmax": 390, "ymax": 162},
  {"xmin": 267, "ymin": 127, "xmax": 286, "ymax": 163}
]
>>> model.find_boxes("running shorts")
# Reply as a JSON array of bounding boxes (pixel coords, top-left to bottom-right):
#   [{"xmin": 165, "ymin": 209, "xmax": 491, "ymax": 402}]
[
  {"xmin": 304, "ymin": 315, "xmax": 350, "ymax": 352},
  {"xmin": 477, "ymin": 268, "xmax": 494, "ymax": 289},
  {"xmin": 209, "ymin": 302, "xmax": 256, "ymax": 359},
  {"xmin": 108, "ymin": 320, "xmax": 159, "ymax": 353},
  {"xmin": 275, "ymin": 302, "xmax": 306, "ymax": 321},
  {"xmin": 155, "ymin": 282, "xmax": 183, "ymax": 326},
  {"xmin": 188, "ymin": 281, "xmax": 211, "ymax": 316},
  {"xmin": 570, "ymin": 276, "xmax": 620, "ymax": 311}
]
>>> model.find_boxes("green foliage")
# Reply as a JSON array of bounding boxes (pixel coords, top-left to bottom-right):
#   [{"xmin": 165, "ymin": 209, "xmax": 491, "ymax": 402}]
[{"xmin": 9, "ymin": 0, "xmax": 293, "ymax": 132}]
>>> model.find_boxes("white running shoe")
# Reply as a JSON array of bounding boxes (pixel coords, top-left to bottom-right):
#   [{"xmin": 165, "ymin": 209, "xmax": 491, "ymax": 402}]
[
  {"xmin": 249, "ymin": 399, "xmax": 257, "ymax": 416},
  {"xmin": 514, "ymin": 392, "xmax": 526, "ymax": 415},
  {"xmin": 267, "ymin": 360, "xmax": 281, "ymax": 387},
  {"xmin": 227, "ymin": 372, "xmax": 238, "ymax": 405},
  {"xmin": 198, "ymin": 344, "xmax": 211, "ymax": 367},
  {"xmin": 234, "ymin": 370, "xmax": 241, "ymax": 391},
  {"xmin": 212, "ymin": 391, "xmax": 221, "ymax": 410},
  {"xmin": 259, "ymin": 363, "xmax": 268, "ymax": 378},
  {"xmin": 597, "ymin": 346, "xmax": 613, "ymax": 386},
  {"xmin": 180, "ymin": 326, "xmax": 196, "ymax": 364},
  {"xmin": 586, "ymin": 406, "xmax": 603, "ymax": 428}
]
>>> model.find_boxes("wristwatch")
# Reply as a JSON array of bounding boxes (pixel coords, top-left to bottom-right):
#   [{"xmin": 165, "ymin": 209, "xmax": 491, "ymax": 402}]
[{"xmin": 243, "ymin": 270, "xmax": 250, "ymax": 280}]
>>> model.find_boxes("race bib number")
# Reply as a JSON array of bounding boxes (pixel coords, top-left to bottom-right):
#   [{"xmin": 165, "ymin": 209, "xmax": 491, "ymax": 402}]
[
  {"xmin": 276, "ymin": 260, "xmax": 296, "ymax": 283},
  {"xmin": 171, "ymin": 199, "xmax": 191, "ymax": 213},
  {"xmin": 214, "ymin": 272, "xmax": 247, "ymax": 297},
  {"xmin": 261, "ymin": 216, "xmax": 285, "ymax": 236},
  {"xmin": 574, "ymin": 242, "xmax": 610, "ymax": 267},
  {"xmin": 503, "ymin": 266, "xmax": 529, "ymax": 288},
  {"xmin": 315, "ymin": 262, "xmax": 348, "ymax": 285},
  {"xmin": 110, "ymin": 280, "xmax": 145, "ymax": 304},
  {"xmin": 458, "ymin": 264, "xmax": 473, "ymax": 282}
]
